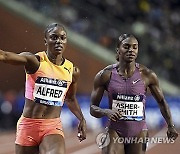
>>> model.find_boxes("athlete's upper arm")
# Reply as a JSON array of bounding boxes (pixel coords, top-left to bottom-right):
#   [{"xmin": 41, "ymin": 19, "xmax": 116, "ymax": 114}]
[
  {"xmin": 19, "ymin": 52, "xmax": 40, "ymax": 73},
  {"xmin": 147, "ymin": 70, "xmax": 165, "ymax": 103},
  {"xmin": 65, "ymin": 66, "xmax": 80, "ymax": 101},
  {"xmin": 91, "ymin": 68, "xmax": 111, "ymax": 107}
]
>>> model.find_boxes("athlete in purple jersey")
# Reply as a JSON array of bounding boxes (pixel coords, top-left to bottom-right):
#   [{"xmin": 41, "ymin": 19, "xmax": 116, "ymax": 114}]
[{"xmin": 90, "ymin": 34, "xmax": 178, "ymax": 154}]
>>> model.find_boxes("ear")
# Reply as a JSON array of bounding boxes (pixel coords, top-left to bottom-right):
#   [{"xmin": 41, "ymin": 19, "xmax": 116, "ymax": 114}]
[
  {"xmin": 116, "ymin": 48, "xmax": 120, "ymax": 55},
  {"xmin": 44, "ymin": 38, "xmax": 47, "ymax": 46},
  {"xmin": 116, "ymin": 49, "xmax": 120, "ymax": 61}
]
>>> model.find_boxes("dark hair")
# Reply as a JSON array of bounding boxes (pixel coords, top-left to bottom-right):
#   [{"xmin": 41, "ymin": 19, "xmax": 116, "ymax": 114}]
[
  {"xmin": 44, "ymin": 23, "xmax": 66, "ymax": 38},
  {"xmin": 116, "ymin": 34, "xmax": 136, "ymax": 61},
  {"xmin": 116, "ymin": 34, "xmax": 136, "ymax": 48}
]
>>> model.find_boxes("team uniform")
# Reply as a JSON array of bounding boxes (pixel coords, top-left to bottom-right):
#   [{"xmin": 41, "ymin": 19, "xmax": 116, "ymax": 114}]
[
  {"xmin": 15, "ymin": 51, "xmax": 73, "ymax": 146},
  {"xmin": 107, "ymin": 63, "xmax": 147, "ymax": 138}
]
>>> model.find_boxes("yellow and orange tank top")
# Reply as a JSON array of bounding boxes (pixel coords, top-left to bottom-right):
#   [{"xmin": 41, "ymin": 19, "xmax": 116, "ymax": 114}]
[{"xmin": 25, "ymin": 51, "xmax": 73, "ymax": 106}]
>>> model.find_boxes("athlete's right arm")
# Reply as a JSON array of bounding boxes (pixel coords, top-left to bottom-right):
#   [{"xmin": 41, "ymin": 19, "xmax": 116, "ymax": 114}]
[
  {"xmin": 0, "ymin": 49, "xmax": 39, "ymax": 73},
  {"xmin": 90, "ymin": 69, "xmax": 122, "ymax": 121}
]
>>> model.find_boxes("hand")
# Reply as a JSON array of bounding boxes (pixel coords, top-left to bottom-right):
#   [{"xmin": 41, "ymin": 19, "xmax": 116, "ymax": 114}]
[
  {"xmin": 104, "ymin": 109, "xmax": 123, "ymax": 121},
  {"xmin": 77, "ymin": 119, "xmax": 86, "ymax": 142},
  {"xmin": 0, "ymin": 49, "xmax": 5, "ymax": 61},
  {"xmin": 167, "ymin": 126, "xmax": 178, "ymax": 141}
]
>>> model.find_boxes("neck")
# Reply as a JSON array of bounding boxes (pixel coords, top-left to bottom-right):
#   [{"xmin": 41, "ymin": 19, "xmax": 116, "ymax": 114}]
[
  {"xmin": 117, "ymin": 61, "xmax": 136, "ymax": 78},
  {"xmin": 46, "ymin": 51, "xmax": 64, "ymax": 65}
]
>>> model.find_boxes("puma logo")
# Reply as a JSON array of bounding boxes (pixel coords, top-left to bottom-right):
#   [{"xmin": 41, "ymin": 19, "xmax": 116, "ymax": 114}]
[
  {"xmin": 56, "ymin": 128, "xmax": 63, "ymax": 131},
  {"xmin": 27, "ymin": 136, "xmax": 34, "ymax": 142},
  {"xmin": 64, "ymin": 67, "xmax": 71, "ymax": 74},
  {"xmin": 132, "ymin": 79, "xmax": 140, "ymax": 84}
]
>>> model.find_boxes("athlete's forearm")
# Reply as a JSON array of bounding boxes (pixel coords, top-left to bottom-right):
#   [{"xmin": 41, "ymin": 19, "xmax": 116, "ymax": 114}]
[
  {"xmin": 0, "ymin": 49, "xmax": 26, "ymax": 65},
  {"xmin": 159, "ymin": 99, "xmax": 174, "ymax": 127},
  {"xmin": 90, "ymin": 105, "xmax": 107, "ymax": 118},
  {"xmin": 66, "ymin": 98, "xmax": 85, "ymax": 121},
  {"xmin": 0, "ymin": 50, "xmax": 17, "ymax": 62}
]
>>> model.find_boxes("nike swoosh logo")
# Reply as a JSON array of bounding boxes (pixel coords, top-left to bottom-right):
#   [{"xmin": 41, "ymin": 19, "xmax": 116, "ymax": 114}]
[{"xmin": 132, "ymin": 79, "xmax": 141, "ymax": 84}]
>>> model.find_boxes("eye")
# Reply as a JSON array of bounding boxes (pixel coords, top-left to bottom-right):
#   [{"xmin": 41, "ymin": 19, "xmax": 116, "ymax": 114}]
[
  {"xmin": 133, "ymin": 45, "xmax": 138, "ymax": 49},
  {"xmin": 60, "ymin": 35, "xmax": 66, "ymax": 40},
  {"xmin": 50, "ymin": 34, "xmax": 58, "ymax": 40},
  {"xmin": 123, "ymin": 44, "xmax": 129, "ymax": 49}
]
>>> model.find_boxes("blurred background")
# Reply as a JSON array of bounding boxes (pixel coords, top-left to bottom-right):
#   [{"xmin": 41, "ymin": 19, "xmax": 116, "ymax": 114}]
[{"xmin": 0, "ymin": 0, "xmax": 179, "ymax": 154}]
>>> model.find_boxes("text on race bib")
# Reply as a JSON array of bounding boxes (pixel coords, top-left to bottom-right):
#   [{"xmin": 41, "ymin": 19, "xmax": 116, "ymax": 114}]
[
  {"xmin": 33, "ymin": 77, "xmax": 68, "ymax": 106},
  {"xmin": 112, "ymin": 94, "xmax": 144, "ymax": 121}
]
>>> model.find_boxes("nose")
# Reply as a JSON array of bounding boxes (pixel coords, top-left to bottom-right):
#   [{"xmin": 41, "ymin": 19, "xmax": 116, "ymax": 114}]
[
  {"xmin": 56, "ymin": 38, "xmax": 60, "ymax": 44},
  {"xmin": 128, "ymin": 45, "xmax": 134, "ymax": 52},
  {"xmin": 128, "ymin": 48, "xmax": 133, "ymax": 53}
]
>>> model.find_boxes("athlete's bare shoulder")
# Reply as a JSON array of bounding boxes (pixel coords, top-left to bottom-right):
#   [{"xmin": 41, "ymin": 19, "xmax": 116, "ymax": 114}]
[
  {"xmin": 103, "ymin": 64, "xmax": 115, "ymax": 71},
  {"xmin": 72, "ymin": 66, "xmax": 80, "ymax": 83},
  {"xmin": 19, "ymin": 51, "xmax": 34, "ymax": 56},
  {"xmin": 139, "ymin": 63, "xmax": 158, "ymax": 86},
  {"xmin": 94, "ymin": 63, "xmax": 116, "ymax": 86},
  {"xmin": 19, "ymin": 51, "xmax": 40, "ymax": 61},
  {"xmin": 139, "ymin": 64, "xmax": 151, "ymax": 74},
  {"xmin": 139, "ymin": 64, "xmax": 156, "ymax": 76},
  {"xmin": 99, "ymin": 64, "xmax": 115, "ymax": 78}
]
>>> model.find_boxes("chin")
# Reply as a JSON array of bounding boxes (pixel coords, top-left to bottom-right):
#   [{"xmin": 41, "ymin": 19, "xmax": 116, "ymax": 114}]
[
  {"xmin": 125, "ymin": 59, "xmax": 134, "ymax": 63},
  {"xmin": 55, "ymin": 50, "xmax": 62, "ymax": 54}
]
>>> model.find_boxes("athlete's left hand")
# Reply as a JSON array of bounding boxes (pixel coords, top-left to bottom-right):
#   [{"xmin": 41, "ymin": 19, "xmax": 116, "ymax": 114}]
[
  {"xmin": 77, "ymin": 119, "xmax": 87, "ymax": 142},
  {"xmin": 167, "ymin": 126, "xmax": 178, "ymax": 141}
]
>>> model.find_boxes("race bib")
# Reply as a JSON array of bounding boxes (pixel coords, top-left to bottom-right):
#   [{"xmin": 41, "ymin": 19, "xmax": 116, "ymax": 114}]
[
  {"xmin": 112, "ymin": 94, "xmax": 144, "ymax": 121},
  {"xmin": 33, "ymin": 77, "xmax": 68, "ymax": 106}
]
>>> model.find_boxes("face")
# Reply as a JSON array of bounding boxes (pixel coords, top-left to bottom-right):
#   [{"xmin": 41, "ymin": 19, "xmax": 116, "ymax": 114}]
[
  {"xmin": 117, "ymin": 37, "xmax": 138, "ymax": 63},
  {"xmin": 45, "ymin": 26, "xmax": 67, "ymax": 56}
]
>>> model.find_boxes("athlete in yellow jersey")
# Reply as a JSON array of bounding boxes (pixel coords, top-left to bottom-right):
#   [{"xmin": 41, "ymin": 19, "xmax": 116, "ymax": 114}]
[{"xmin": 0, "ymin": 23, "xmax": 86, "ymax": 154}]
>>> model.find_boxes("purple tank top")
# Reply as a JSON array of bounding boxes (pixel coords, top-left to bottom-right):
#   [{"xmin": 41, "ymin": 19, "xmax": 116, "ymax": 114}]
[{"xmin": 107, "ymin": 63, "xmax": 147, "ymax": 137}]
